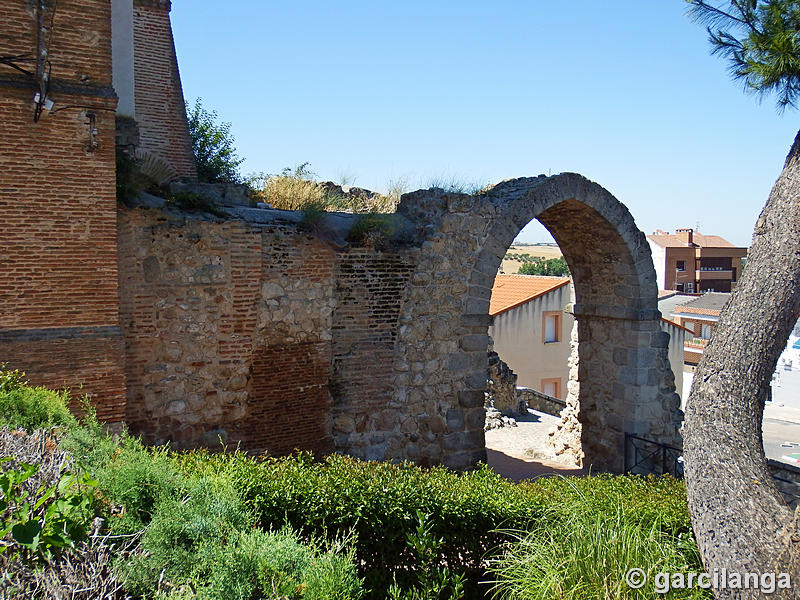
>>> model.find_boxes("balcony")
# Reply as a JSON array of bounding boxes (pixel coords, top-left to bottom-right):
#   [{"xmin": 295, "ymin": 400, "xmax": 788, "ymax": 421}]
[
  {"xmin": 685, "ymin": 337, "xmax": 710, "ymax": 350},
  {"xmin": 697, "ymin": 269, "xmax": 732, "ymax": 280}
]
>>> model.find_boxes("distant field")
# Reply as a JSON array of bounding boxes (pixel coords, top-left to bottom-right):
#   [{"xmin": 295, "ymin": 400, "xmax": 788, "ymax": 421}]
[{"xmin": 501, "ymin": 244, "xmax": 563, "ymax": 274}]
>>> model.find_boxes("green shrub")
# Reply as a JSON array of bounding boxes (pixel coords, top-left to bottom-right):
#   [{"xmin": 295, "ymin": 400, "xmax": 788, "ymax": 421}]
[
  {"xmin": 93, "ymin": 438, "xmax": 186, "ymax": 534},
  {"xmin": 387, "ymin": 511, "xmax": 465, "ymax": 600},
  {"xmin": 123, "ymin": 479, "xmax": 363, "ymax": 600},
  {"xmin": 176, "ymin": 451, "xmax": 693, "ymax": 600},
  {"xmin": 0, "ymin": 366, "xmax": 77, "ymax": 432},
  {"xmin": 486, "ymin": 506, "xmax": 707, "ymax": 599}
]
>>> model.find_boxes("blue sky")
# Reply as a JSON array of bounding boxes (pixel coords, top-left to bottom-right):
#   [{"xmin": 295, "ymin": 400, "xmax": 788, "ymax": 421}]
[{"xmin": 171, "ymin": 1, "xmax": 794, "ymax": 247}]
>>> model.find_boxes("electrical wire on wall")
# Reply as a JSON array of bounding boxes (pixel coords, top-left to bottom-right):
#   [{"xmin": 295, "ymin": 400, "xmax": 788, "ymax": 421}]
[{"xmin": 32, "ymin": 0, "xmax": 58, "ymax": 122}]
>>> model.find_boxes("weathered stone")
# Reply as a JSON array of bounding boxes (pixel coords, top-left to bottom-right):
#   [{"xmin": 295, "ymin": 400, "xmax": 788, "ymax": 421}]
[
  {"xmin": 445, "ymin": 408, "xmax": 464, "ymax": 430},
  {"xmin": 228, "ymin": 374, "xmax": 248, "ymax": 391}
]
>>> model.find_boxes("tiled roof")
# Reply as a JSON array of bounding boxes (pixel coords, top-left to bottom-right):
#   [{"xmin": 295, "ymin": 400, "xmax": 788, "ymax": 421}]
[
  {"xmin": 489, "ymin": 275, "xmax": 570, "ymax": 316},
  {"xmin": 647, "ymin": 232, "xmax": 740, "ymax": 248},
  {"xmin": 672, "ymin": 292, "xmax": 731, "ymax": 317}
]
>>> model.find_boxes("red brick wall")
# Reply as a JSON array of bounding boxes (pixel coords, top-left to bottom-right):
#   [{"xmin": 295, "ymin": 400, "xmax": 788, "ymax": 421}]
[
  {"xmin": 1, "ymin": 0, "xmax": 113, "ymax": 87},
  {"xmin": 240, "ymin": 342, "xmax": 333, "ymax": 455},
  {"xmin": 133, "ymin": 0, "xmax": 197, "ymax": 180},
  {"xmin": 117, "ymin": 207, "xmax": 336, "ymax": 454},
  {"xmin": 0, "ymin": 1, "xmax": 126, "ymax": 422}
]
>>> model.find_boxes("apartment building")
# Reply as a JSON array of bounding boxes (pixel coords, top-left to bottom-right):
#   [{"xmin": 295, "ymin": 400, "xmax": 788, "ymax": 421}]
[
  {"xmin": 668, "ymin": 292, "xmax": 730, "ymax": 366},
  {"xmin": 647, "ymin": 229, "xmax": 747, "ymax": 293}
]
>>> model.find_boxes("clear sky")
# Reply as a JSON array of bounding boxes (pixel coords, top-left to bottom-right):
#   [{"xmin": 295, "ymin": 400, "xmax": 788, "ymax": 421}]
[{"xmin": 171, "ymin": 1, "xmax": 795, "ymax": 248}]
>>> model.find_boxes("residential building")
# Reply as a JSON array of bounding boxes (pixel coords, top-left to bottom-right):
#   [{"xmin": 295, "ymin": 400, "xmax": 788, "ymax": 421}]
[
  {"xmin": 489, "ymin": 276, "xmax": 687, "ymax": 404},
  {"xmin": 668, "ymin": 292, "xmax": 730, "ymax": 366},
  {"xmin": 647, "ymin": 229, "xmax": 747, "ymax": 293},
  {"xmin": 488, "ymin": 275, "xmax": 573, "ymax": 399}
]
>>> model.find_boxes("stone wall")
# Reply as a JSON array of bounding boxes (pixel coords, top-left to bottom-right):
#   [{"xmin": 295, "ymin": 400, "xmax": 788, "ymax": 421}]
[
  {"xmin": 118, "ymin": 203, "xmax": 417, "ymax": 457},
  {"xmin": 519, "ymin": 387, "xmax": 566, "ymax": 416},
  {"xmin": 116, "ymin": 173, "xmax": 682, "ymax": 472},
  {"xmin": 391, "ymin": 174, "xmax": 683, "ymax": 472},
  {"xmin": 0, "ymin": 0, "xmax": 127, "ymax": 422},
  {"xmin": 118, "ymin": 205, "xmax": 337, "ymax": 453}
]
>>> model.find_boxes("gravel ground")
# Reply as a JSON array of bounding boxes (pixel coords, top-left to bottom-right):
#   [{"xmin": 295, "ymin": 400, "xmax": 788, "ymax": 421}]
[{"xmin": 484, "ymin": 409, "xmax": 585, "ymax": 481}]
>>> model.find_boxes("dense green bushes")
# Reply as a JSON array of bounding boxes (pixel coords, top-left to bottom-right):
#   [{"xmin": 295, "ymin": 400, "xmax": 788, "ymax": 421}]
[
  {"xmin": 1, "ymin": 370, "xmax": 700, "ymax": 599},
  {"xmin": 0, "ymin": 366, "xmax": 76, "ymax": 432},
  {"xmin": 177, "ymin": 449, "xmax": 693, "ymax": 598}
]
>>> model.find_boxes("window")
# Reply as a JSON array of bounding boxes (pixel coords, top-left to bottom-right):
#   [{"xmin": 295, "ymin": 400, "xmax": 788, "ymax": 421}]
[
  {"xmin": 541, "ymin": 378, "xmax": 561, "ymax": 399},
  {"xmin": 683, "ymin": 320, "xmax": 695, "ymax": 333},
  {"xmin": 542, "ymin": 312, "xmax": 561, "ymax": 343},
  {"xmin": 676, "ymin": 260, "xmax": 686, "ymax": 272},
  {"xmin": 685, "ymin": 282, "xmax": 694, "ymax": 293},
  {"xmin": 701, "ymin": 324, "xmax": 712, "ymax": 339}
]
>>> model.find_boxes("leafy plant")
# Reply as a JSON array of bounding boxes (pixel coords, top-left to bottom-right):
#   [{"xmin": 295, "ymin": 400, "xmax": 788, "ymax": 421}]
[
  {"xmin": 0, "ymin": 365, "xmax": 25, "ymax": 394},
  {"xmin": 0, "ymin": 365, "xmax": 77, "ymax": 432},
  {"xmin": 0, "ymin": 459, "xmax": 98, "ymax": 563},
  {"xmin": 187, "ymin": 98, "xmax": 244, "ymax": 183},
  {"xmin": 387, "ymin": 511, "xmax": 465, "ymax": 600}
]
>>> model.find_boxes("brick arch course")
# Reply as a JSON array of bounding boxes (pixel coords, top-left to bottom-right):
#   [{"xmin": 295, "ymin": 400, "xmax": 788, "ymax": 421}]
[{"xmin": 374, "ymin": 173, "xmax": 682, "ymax": 472}]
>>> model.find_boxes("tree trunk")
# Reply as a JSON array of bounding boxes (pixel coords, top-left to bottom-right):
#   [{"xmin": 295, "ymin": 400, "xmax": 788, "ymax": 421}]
[{"xmin": 684, "ymin": 130, "xmax": 800, "ymax": 599}]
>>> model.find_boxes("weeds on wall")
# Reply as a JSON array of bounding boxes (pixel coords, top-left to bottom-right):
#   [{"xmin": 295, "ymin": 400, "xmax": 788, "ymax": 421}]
[
  {"xmin": 248, "ymin": 162, "xmax": 399, "ymax": 213},
  {"xmin": 346, "ymin": 212, "xmax": 399, "ymax": 247},
  {"xmin": 165, "ymin": 190, "xmax": 229, "ymax": 218},
  {"xmin": 115, "ymin": 148, "xmax": 154, "ymax": 202}
]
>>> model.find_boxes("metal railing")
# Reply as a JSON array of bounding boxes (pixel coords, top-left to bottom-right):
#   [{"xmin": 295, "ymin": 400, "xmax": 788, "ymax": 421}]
[
  {"xmin": 624, "ymin": 433, "xmax": 800, "ymax": 508},
  {"xmin": 624, "ymin": 433, "xmax": 684, "ymax": 477}
]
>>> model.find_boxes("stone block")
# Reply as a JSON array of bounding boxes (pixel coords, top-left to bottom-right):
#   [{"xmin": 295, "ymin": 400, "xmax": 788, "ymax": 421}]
[
  {"xmin": 465, "ymin": 407, "xmax": 486, "ymax": 429},
  {"xmin": 458, "ymin": 390, "xmax": 485, "ymax": 408},
  {"xmin": 459, "ymin": 313, "xmax": 492, "ymax": 328},
  {"xmin": 465, "ymin": 369, "xmax": 489, "ymax": 390},
  {"xmin": 445, "ymin": 408, "xmax": 465, "ymax": 430},
  {"xmin": 459, "ymin": 334, "xmax": 489, "ymax": 352}
]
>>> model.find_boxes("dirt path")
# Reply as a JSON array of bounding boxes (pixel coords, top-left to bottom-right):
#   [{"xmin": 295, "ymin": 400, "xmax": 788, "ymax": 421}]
[{"xmin": 484, "ymin": 409, "xmax": 585, "ymax": 481}]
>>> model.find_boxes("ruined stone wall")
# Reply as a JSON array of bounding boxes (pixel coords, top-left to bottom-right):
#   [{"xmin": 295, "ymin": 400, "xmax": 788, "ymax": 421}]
[
  {"xmin": 0, "ymin": 0, "xmax": 126, "ymax": 421},
  {"xmin": 117, "ymin": 173, "xmax": 681, "ymax": 472},
  {"xmin": 118, "ymin": 203, "xmax": 421, "ymax": 457},
  {"xmin": 118, "ymin": 205, "xmax": 335, "ymax": 453}
]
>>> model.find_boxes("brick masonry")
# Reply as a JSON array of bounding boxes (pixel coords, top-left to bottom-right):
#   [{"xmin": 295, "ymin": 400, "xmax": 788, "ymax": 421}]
[
  {"xmin": 0, "ymin": 1, "xmax": 127, "ymax": 422},
  {"xmin": 132, "ymin": 0, "xmax": 196, "ymax": 181}
]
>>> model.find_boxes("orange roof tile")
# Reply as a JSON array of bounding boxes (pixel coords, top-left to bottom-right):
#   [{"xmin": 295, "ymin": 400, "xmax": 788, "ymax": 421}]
[{"xmin": 489, "ymin": 275, "xmax": 570, "ymax": 316}]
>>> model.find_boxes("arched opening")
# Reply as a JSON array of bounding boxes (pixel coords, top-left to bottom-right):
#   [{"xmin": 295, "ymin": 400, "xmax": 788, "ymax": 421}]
[
  {"xmin": 483, "ymin": 226, "xmax": 578, "ymax": 477},
  {"xmin": 392, "ymin": 173, "xmax": 682, "ymax": 473}
]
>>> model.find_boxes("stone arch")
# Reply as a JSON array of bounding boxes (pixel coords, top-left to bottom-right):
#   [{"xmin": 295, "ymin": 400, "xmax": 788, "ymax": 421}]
[{"xmin": 391, "ymin": 173, "xmax": 682, "ymax": 472}]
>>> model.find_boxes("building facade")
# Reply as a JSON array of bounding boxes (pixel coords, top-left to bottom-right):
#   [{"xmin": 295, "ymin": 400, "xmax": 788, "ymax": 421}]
[
  {"xmin": 669, "ymin": 292, "xmax": 730, "ymax": 366},
  {"xmin": 488, "ymin": 275, "xmax": 574, "ymax": 399},
  {"xmin": 647, "ymin": 228, "xmax": 747, "ymax": 294}
]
